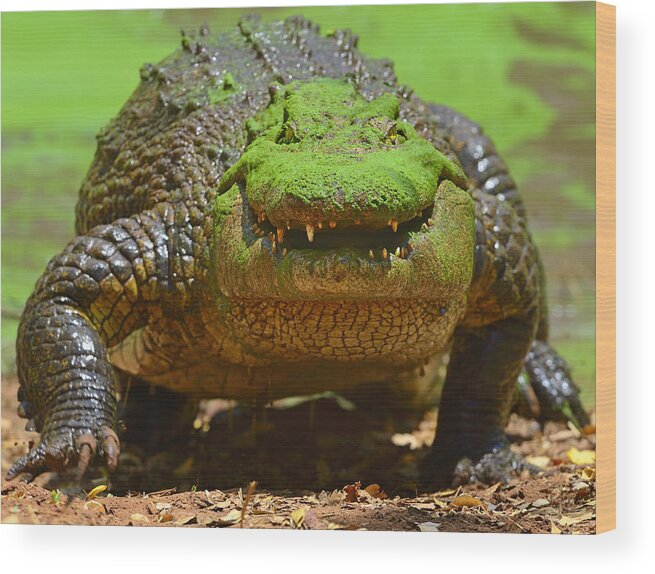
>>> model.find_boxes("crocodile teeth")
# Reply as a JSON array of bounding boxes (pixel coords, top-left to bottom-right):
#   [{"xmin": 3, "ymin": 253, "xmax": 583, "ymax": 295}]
[
  {"xmin": 368, "ymin": 249, "xmax": 374, "ymax": 260},
  {"xmin": 395, "ymin": 247, "xmax": 401, "ymax": 257},
  {"xmin": 420, "ymin": 223, "xmax": 429, "ymax": 232},
  {"xmin": 329, "ymin": 220, "xmax": 337, "ymax": 228},
  {"xmin": 277, "ymin": 227, "xmax": 285, "ymax": 243},
  {"xmin": 389, "ymin": 219, "xmax": 398, "ymax": 232},
  {"xmin": 427, "ymin": 218, "xmax": 434, "ymax": 226},
  {"xmin": 282, "ymin": 248, "xmax": 288, "ymax": 256},
  {"xmin": 306, "ymin": 224, "xmax": 315, "ymax": 243},
  {"xmin": 382, "ymin": 248, "xmax": 388, "ymax": 260},
  {"xmin": 317, "ymin": 221, "xmax": 323, "ymax": 229}
]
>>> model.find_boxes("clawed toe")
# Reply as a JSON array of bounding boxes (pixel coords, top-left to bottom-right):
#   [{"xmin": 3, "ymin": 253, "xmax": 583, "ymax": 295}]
[
  {"xmin": 453, "ymin": 448, "xmax": 530, "ymax": 486},
  {"xmin": 6, "ymin": 426, "xmax": 121, "ymax": 482}
]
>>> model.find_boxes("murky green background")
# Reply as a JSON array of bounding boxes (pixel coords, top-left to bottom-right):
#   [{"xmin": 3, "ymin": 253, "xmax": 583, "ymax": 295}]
[{"xmin": 1, "ymin": 3, "xmax": 596, "ymax": 405}]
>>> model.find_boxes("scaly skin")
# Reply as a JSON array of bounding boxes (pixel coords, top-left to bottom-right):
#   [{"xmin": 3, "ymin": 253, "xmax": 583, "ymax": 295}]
[{"xmin": 9, "ymin": 16, "xmax": 587, "ymax": 485}]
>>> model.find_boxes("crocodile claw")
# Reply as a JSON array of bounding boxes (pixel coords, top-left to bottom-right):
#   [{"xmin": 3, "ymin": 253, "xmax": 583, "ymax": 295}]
[
  {"xmin": 452, "ymin": 447, "xmax": 537, "ymax": 486},
  {"xmin": 7, "ymin": 425, "xmax": 120, "ymax": 481}
]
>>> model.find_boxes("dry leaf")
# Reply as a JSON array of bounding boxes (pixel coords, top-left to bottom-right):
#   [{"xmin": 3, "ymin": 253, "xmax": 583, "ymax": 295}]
[
  {"xmin": 410, "ymin": 502, "xmax": 435, "ymax": 510},
  {"xmin": 155, "ymin": 502, "xmax": 172, "ymax": 511},
  {"xmin": 343, "ymin": 482, "xmax": 361, "ymax": 503},
  {"xmin": 363, "ymin": 484, "xmax": 387, "ymax": 499},
  {"xmin": 83, "ymin": 500, "xmax": 105, "ymax": 514},
  {"xmin": 175, "ymin": 515, "xmax": 197, "ymax": 525},
  {"xmin": 550, "ymin": 521, "xmax": 562, "ymax": 534},
  {"xmin": 129, "ymin": 513, "xmax": 150, "ymax": 524},
  {"xmin": 559, "ymin": 511, "xmax": 594, "ymax": 526},
  {"xmin": 483, "ymin": 482, "xmax": 502, "ymax": 496},
  {"xmin": 433, "ymin": 488, "xmax": 457, "ymax": 497},
  {"xmin": 451, "ymin": 495, "xmax": 483, "ymax": 508},
  {"xmin": 525, "ymin": 456, "xmax": 551, "ymax": 470},
  {"xmin": 86, "ymin": 484, "xmax": 108, "ymax": 499},
  {"xmin": 582, "ymin": 424, "xmax": 596, "ymax": 436},
  {"xmin": 291, "ymin": 507, "xmax": 306, "ymax": 528},
  {"xmin": 532, "ymin": 498, "xmax": 550, "ymax": 508},
  {"xmin": 418, "ymin": 521, "xmax": 441, "ymax": 532},
  {"xmin": 580, "ymin": 467, "xmax": 596, "ymax": 481},
  {"xmin": 219, "ymin": 509, "xmax": 242, "ymax": 525},
  {"xmin": 566, "ymin": 448, "xmax": 596, "ymax": 465},
  {"xmin": 157, "ymin": 513, "xmax": 174, "ymax": 523}
]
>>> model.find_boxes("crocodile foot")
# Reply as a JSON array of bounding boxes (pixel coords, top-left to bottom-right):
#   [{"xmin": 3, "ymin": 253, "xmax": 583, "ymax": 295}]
[
  {"xmin": 7, "ymin": 425, "xmax": 120, "ymax": 482},
  {"xmin": 451, "ymin": 447, "xmax": 536, "ymax": 486}
]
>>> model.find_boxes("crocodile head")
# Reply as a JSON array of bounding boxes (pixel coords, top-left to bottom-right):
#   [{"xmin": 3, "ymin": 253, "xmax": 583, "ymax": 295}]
[
  {"xmin": 211, "ymin": 79, "xmax": 475, "ymax": 361},
  {"xmin": 214, "ymin": 78, "xmax": 475, "ymax": 299}
]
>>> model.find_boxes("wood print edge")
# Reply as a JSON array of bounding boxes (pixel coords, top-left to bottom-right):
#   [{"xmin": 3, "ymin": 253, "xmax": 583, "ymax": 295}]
[{"xmin": 595, "ymin": 0, "xmax": 616, "ymax": 534}]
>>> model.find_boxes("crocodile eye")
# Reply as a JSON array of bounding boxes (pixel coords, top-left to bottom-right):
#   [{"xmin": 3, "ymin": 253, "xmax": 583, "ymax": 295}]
[
  {"xmin": 385, "ymin": 125, "xmax": 406, "ymax": 146},
  {"xmin": 386, "ymin": 126, "xmax": 398, "ymax": 145},
  {"xmin": 277, "ymin": 125, "xmax": 297, "ymax": 144}
]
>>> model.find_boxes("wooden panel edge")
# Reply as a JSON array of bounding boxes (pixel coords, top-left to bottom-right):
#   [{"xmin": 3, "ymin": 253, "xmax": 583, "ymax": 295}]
[{"xmin": 595, "ymin": 1, "xmax": 616, "ymax": 534}]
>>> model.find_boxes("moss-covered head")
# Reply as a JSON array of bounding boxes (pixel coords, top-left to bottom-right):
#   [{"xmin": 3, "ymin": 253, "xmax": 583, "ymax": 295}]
[
  {"xmin": 212, "ymin": 78, "xmax": 475, "ymax": 304},
  {"xmin": 217, "ymin": 78, "xmax": 467, "ymax": 229}
]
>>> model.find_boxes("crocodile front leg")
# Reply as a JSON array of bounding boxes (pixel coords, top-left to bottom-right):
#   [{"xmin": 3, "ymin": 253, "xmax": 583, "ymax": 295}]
[
  {"xmin": 421, "ymin": 188, "xmax": 540, "ymax": 487},
  {"xmin": 422, "ymin": 315, "xmax": 537, "ymax": 486},
  {"xmin": 7, "ymin": 206, "xmax": 172, "ymax": 481}
]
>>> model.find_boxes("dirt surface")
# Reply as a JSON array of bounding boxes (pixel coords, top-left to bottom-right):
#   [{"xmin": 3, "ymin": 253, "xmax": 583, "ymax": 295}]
[{"xmin": 1, "ymin": 375, "xmax": 596, "ymax": 533}]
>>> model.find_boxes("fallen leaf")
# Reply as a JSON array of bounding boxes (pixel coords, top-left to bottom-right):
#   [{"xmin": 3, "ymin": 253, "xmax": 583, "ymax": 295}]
[
  {"xmin": 291, "ymin": 508, "xmax": 306, "ymax": 528},
  {"xmin": 327, "ymin": 522, "xmax": 346, "ymax": 530},
  {"xmin": 566, "ymin": 448, "xmax": 596, "ymax": 465},
  {"xmin": 418, "ymin": 521, "xmax": 441, "ymax": 532},
  {"xmin": 157, "ymin": 513, "xmax": 174, "ymax": 523},
  {"xmin": 412, "ymin": 502, "xmax": 436, "ymax": 510},
  {"xmin": 175, "ymin": 515, "xmax": 197, "ymax": 525},
  {"xmin": 218, "ymin": 509, "xmax": 242, "ymax": 525},
  {"xmin": 451, "ymin": 495, "xmax": 483, "ymax": 508},
  {"xmin": 84, "ymin": 500, "xmax": 105, "ymax": 514},
  {"xmin": 483, "ymin": 482, "xmax": 503, "ymax": 496},
  {"xmin": 86, "ymin": 484, "xmax": 108, "ymax": 499},
  {"xmin": 525, "ymin": 456, "xmax": 551, "ymax": 470},
  {"xmin": 582, "ymin": 424, "xmax": 596, "ymax": 436},
  {"xmin": 433, "ymin": 488, "xmax": 457, "ymax": 497},
  {"xmin": 550, "ymin": 521, "xmax": 562, "ymax": 534},
  {"xmin": 580, "ymin": 467, "xmax": 596, "ymax": 481},
  {"xmin": 363, "ymin": 484, "xmax": 387, "ymax": 499},
  {"xmin": 129, "ymin": 513, "xmax": 150, "ymax": 524},
  {"xmin": 559, "ymin": 511, "xmax": 594, "ymax": 526},
  {"xmin": 155, "ymin": 502, "xmax": 172, "ymax": 511},
  {"xmin": 343, "ymin": 482, "xmax": 361, "ymax": 503},
  {"xmin": 550, "ymin": 429, "xmax": 578, "ymax": 442},
  {"xmin": 532, "ymin": 498, "xmax": 550, "ymax": 508}
]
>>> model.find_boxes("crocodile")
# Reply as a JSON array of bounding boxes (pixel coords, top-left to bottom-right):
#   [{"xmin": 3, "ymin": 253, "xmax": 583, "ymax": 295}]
[{"xmin": 8, "ymin": 16, "xmax": 589, "ymax": 486}]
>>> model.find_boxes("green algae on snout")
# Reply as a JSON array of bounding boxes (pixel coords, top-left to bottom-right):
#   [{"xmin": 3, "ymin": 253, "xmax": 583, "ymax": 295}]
[{"xmin": 217, "ymin": 78, "xmax": 467, "ymax": 228}]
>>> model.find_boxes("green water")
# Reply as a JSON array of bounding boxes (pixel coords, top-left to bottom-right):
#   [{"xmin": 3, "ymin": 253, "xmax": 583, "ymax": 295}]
[{"xmin": 1, "ymin": 3, "xmax": 597, "ymax": 405}]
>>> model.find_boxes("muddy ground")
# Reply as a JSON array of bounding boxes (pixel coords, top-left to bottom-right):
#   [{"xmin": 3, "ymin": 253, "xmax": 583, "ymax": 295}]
[{"xmin": 1, "ymin": 375, "xmax": 596, "ymax": 533}]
